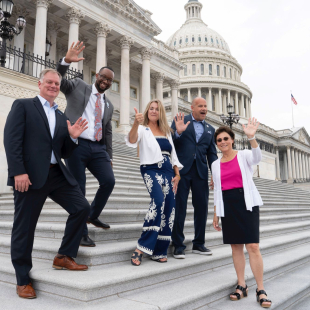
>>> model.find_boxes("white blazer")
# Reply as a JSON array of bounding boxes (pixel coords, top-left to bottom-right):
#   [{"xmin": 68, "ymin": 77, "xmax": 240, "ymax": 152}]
[
  {"xmin": 125, "ymin": 125, "xmax": 183, "ymax": 170},
  {"xmin": 211, "ymin": 147, "xmax": 263, "ymax": 217}
]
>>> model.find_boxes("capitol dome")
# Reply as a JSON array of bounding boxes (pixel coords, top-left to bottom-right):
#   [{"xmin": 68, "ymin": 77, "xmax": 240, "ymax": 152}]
[{"xmin": 163, "ymin": 0, "xmax": 252, "ymax": 120}]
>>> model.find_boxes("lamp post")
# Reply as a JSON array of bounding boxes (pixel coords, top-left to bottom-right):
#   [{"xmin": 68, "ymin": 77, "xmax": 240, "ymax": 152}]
[
  {"xmin": 45, "ymin": 38, "xmax": 51, "ymax": 57},
  {"xmin": 220, "ymin": 103, "xmax": 240, "ymax": 129},
  {"xmin": 0, "ymin": 0, "xmax": 26, "ymax": 67}
]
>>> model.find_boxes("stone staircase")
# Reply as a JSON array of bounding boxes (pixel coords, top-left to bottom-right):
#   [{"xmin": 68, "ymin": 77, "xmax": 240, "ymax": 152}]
[{"xmin": 0, "ymin": 133, "xmax": 310, "ymax": 309}]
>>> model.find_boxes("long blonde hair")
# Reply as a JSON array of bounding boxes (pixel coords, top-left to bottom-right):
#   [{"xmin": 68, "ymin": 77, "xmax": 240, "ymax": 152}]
[{"xmin": 143, "ymin": 99, "xmax": 173, "ymax": 135}]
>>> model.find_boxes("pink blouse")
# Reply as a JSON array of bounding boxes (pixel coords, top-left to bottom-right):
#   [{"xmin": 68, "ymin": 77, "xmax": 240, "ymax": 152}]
[{"xmin": 220, "ymin": 155, "xmax": 243, "ymax": 191}]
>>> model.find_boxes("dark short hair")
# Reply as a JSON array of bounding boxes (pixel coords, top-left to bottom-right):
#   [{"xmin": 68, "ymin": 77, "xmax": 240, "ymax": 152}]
[
  {"xmin": 214, "ymin": 126, "xmax": 235, "ymax": 147},
  {"xmin": 99, "ymin": 66, "xmax": 115, "ymax": 74}
]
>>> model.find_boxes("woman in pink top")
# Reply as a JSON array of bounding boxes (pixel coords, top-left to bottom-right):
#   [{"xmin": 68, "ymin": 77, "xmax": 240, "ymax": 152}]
[{"xmin": 212, "ymin": 119, "xmax": 272, "ymax": 308}]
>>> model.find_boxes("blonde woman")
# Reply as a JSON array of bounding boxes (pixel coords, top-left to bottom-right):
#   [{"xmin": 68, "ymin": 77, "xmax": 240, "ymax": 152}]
[{"xmin": 125, "ymin": 99, "xmax": 183, "ymax": 266}]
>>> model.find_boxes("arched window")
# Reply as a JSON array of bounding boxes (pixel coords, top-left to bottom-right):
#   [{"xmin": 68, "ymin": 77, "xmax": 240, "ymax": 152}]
[
  {"xmin": 230, "ymin": 68, "xmax": 232, "ymax": 78},
  {"xmin": 185, "ymin": 37, "xmax": 189, "ymax": 43},
  {"xmin": 192, "ymin": 36, "xmax": 195, "ymax": 43},
  {"xmin": 205, "ymin": 36, "xmax": 208, "ymax": 42},
  {"xmin": 216, "ymin": 38, "xmax": 219, "ymax": 45},
  {"xmin": 198, "ymin": 36, "xmax": 201, "ymax": 42},
  {"xmin": 179, "ymin": 38, "xmax": 182, "ymax": 44},
  {"xmin": 184, "ymin": 65, "xmax": 187, "ymax": 76},
  {"xmin": 209, "ymin": 64, "xmax": 212, "ymax": 75},
  {"xmin": 211, "ymin": 37, "xmax": 214, "ymax": 43},
  {"xmin": 192, "ymin": 64, "xmax": 196, "ymax": 75},
  {"xmin": 200, "ymin": 64, "xmax": 204, "ymax": 75},
  {"xmin": 217, "ymin": 65, "xmax": 220, "ymax": 76},
  {"xmin": 224, "ymin": 66, "xmax": 226, "ymax": 77}
]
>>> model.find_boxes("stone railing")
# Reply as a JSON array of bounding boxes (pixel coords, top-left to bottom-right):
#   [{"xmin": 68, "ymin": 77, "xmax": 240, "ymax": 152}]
[{"xmin": 151, "ymin": 38, "xmax": 179, "ymax": 60}]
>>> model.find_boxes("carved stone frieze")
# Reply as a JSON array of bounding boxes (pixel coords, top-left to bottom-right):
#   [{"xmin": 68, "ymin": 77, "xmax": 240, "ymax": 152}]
[
  {"xmin": 66, "ymin": 8, "xmax": 85, "ymax": 25},
  {"xmin": 140, "ymin": 47, "xmax": 153, "ymax": 60},
  {"xmin": 95, "ymin": 23, "xmax": 112, "ymax": 38},
  {"xmin": 118, "ymin": 35, "xmax": 134, "ymax": 49}
]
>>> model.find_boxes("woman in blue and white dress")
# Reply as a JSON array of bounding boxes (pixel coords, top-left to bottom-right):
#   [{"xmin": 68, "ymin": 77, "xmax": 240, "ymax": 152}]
[{"xmin": 125, "ymin": 99, "xmax": 183, "ymax": 266}]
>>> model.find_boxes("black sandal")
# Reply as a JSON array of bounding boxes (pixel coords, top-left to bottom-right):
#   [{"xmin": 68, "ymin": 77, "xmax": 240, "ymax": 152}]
[
  {"xmin": 229, "ymin": 284, "xmax": 248, "ymax": 301},
  {"xmin": 131, "ymin": 251, "xmax": 143, "ymax": 266},
  {"xmin": 256, "ymin": 289, "xmax": 272, "ymax": 308}
]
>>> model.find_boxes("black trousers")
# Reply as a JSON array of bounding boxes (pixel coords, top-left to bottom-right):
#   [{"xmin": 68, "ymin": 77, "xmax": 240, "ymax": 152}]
[
  {"xmin": 11, "ymin": 165, "xmax": 90, "ymax": 286},
  {"xmin": 65, "ymin": 138, "xmax": 115, "ymax": 236},
  {"xmin": 172, "ymin": 161, "xmax": 209, "ymax": 250}
]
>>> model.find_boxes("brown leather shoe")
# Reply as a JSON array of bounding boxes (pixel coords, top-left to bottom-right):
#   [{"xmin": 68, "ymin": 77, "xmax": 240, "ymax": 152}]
[
  {"xmin": 16, "ymin": 283, "xmax": 37, "ymax": 299},
  {"xmin": 52, "ymin": 255, "xmax": 88, "ymax": 271}
]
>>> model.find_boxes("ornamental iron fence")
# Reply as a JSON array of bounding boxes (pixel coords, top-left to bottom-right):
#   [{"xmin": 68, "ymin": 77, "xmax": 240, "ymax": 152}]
[{"xmin": 0, "ymin": 42, "xmax": 83, "ymax": 80}]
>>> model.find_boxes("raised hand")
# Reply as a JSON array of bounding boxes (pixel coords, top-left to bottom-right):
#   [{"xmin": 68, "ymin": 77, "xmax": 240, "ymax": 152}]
[
  {"xmin": 174, "ymin": 112, "xmax": 190, "ymax": 135},
  {"xmin": 64, "ymin": 41, "xmax": 85, "ymax": 63},
  {"xmin": 134, "ymin": 108, "xmax": 144, "ymax": 125},
  {"xmin": 242, "ymin": 117, "xmax": 260, "ymax": 138},
  {"xmin": 67, "ymin": 117, "xmax": 88, "ymax": 139}
]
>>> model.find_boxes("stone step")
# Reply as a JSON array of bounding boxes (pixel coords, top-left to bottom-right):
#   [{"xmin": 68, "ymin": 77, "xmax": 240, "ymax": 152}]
[
  {"xmin": 0, "ymin": 237, "xmax": 310, "ymax": 303},
  {"xmin": 0, "ymin": 218, "xmax": 309, "ymax": 244},
  {"xmin": 0, "ymin": 228, "xmax": 309, "ymax": 267},
  {"xmin": 1, "ymin": 207, "xmax": 308, "ymax": 224},
  {"xmin": 286, "ymin": 291, "xmax": 310, "ymax": 310}
]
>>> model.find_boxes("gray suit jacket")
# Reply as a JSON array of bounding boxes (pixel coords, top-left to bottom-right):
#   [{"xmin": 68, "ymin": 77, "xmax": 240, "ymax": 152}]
[{"xmin": 57, "ymin": 61, "xmax": 114, "ymax": 159}]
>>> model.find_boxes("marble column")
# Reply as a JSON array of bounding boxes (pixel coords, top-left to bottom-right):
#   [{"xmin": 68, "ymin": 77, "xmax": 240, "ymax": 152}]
[
  {"xmin": 275, "ymin": 147, "xmax": 281, "ymax": 180},
  {"xmin": 295, "ymin": 149, "xmax": 300, "ymax": 181},
  {"xmin": 249, "ymin": 99, "xmax": 252, "ymax": 118},
  {"xmin": 153, "ymin": 72, "xmax": 165, "ymax": 104},
  {"xmin": 66, "ymin": 8, "xmax": 84, "ymax": 71},
  {"xmin": 118, "ymin": 36, "xmax": 134, "ymax": 133},
  {"xmin": 286, "ymin": 146, "xmax": 293, "ymax": 183},
  {"xmin": 47, "ymin": 20, "xmax": 61, "ymax": 64},
  {"xmin": 95, "ymin": 23, "xmax": 111, "ymax": 72},
  {"xmin": 218, "ymin": 88, "xmax": 223, "ymax": 114},
  {"xmin": 298, "ymin": 151, "xmax": 303, "ymax": 181},
  {"xmin": 245, "ymin": 97, "xmax": 250, "ymax": 118},
  {"xmin": 223, "ymin": 93, "xmax": 227, "ymax": 114},
  {"xmin": 187, "ymin": 88, "xmax": 191, "ymax": 103},
  {"xmin": 240, "ymin": 94, "xmax": 245, "ymax": 117},
  {"xmin": 235, "ymin": 92, "xmax": 239, "ymax": 115},
  {"xmin": 137, "ymin": 66, "xmax": 143, "ymax": 112},
  {"xmin": 307, "ymin": 154, "xmax": 310, "ymax": 180},
  {"xmin": 305, "ymin": 153, "xmax": 309, "ymax": 180},
  {"xmin": 198, "ymin": 87, "xmax": 202, "ymax": 98},
  {"xmin": 170, "ymin": 80, "xmax": 180, "ymax": 119},
  {"xmin": 140, "ymin": 47, "xmax": 153, "ymax": 111},
  {"xmin": 302, "ymin": 152, "xmax": 306, "ymax": 181},
  {"xmin": 33, "ymin": 0, "xmax": 53, "ymax": 76},
  {"xmin": 208, "ymin": 88, "xmax": 212, "ymax": 111},
  {"xmin": 291, "ymin": 148, "xmax": 296, "ymax": 181}
]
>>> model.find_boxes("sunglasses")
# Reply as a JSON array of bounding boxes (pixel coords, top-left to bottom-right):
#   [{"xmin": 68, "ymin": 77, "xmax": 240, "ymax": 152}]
[{"xmin": 216, "ymin": 137, "xmax": 229, "ymax": 143}]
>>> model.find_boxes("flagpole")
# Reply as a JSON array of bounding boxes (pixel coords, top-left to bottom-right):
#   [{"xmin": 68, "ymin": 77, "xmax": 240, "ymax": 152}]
[{"xmin": 290, "ymin": 90, "xmax": 295, "ymax": 128}]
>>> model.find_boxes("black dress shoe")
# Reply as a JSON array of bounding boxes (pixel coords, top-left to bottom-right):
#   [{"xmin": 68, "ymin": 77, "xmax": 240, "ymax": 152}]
[
  {"xmin": 173, "ymin": 248, "xmax": 185, "ymax": 259},
  {"xmin": 192, "ymin": 245, "xmax": 212, "ymax": 255},
  {"xmin": 87, "ymin": 218, "xmax": 110, "ymax": 229},
  {"xmin": 80, "ymin": 235, "xmax": 96, "ymax": 247}
]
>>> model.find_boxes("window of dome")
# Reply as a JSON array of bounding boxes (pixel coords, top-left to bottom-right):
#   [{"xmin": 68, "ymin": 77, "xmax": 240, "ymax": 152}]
[
  {"xmin": 205, "ymin": 36, "xmax": 208, "ymax": 42},
  {"xmin": 209, "ymin": 64, "xmax": 212, "ymax": 75},
  {"xmin": 224, "ymin": 66, "xmax": 226, "ymax": 77},
  {"xmin": 179, "ymin": 38, "xmax": 182, "ymax": 44},
  {"xmin": 192, "ymin": 36, "xmax": 195, "ymax": 43},
  {"xmin": 201, "ymin": 64, "xmax": 204, "ymax": 75},
  {"xmin": 192, "ymin": 64, "xmax": 196, "ymax": 75},
  {"xmin": 211, "ymin": 37, "xmax": 214, "ymax": 43},
  {"xmin": 185, "ymin": 37, "xmax": 188, "ymax": 43},
  {"xmin": 216, "ymin": 38, "xmax": 219, "ymax": 45},
  {"xmin": 217, "ymin": 65, "xmax": 220, "ymax": 76},
  {"xmin": 212, "ymin": 95, "xmax": 215, "ymax": 111},
  {"xmin": 174, "ymin": 40, "xmax": 176, "ymax": 46},
  {"xmin": 184, "ymin": 65, "xmax": 187, "ymax": 76},
  {"xmin": 198, "ymin": 36, "xmax": 201, "ymax": 42},
  {"xmin": 230, "ymin": 68, "xmax": 232, "ymax": 78}
]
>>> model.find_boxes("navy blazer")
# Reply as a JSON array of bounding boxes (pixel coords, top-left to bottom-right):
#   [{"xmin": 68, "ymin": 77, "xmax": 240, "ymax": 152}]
[
  {"xmin": 171, "ymin": 114, "xmax": 218, "ymax": 180},
  {"xmin": 4, "ymin": 97, "xmax": 78, "ymax": 189}
]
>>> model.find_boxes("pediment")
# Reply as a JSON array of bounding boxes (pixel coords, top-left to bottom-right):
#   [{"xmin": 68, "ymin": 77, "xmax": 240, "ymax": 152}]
[
  {"xmin": 292, "ymin": 128, "xmax": 310, "ymax": 146},
  {"xmin": 97, "ymin": 0, "xmax": 161, "ymax": 36}
]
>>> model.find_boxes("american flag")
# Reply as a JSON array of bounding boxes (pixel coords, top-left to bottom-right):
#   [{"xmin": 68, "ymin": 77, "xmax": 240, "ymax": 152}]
[{"xmin": 291, "ymin": 94, "xmax": 298, "ymax": 105}]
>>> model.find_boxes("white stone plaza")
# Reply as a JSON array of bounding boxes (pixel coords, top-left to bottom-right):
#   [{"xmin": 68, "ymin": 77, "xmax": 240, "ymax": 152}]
[{"xmin": 0, "ymin": 0, "xmax": 310, "ymax": 309}]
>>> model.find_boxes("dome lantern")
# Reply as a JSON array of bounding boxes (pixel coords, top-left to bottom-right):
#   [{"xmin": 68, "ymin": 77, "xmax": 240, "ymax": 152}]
[{"xmin": 184, "ymin": 0, "xmax": 203, "ymax": 21}]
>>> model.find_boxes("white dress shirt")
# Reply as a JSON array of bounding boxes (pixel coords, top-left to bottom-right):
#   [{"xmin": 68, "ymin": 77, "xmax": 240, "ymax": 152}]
[
  {"xmin": 37, "ymin": 95, "xmax": 77, "ymax": 164},
  {"xmin": 61, "ymin": 58, "xmax": 105, "ymax": 141},
  {"xmin": 125, "ymin": 125, "xmax": 183, "ymax": 170},
  {"xmin": 211, "ymin": 147, "xmax": 264, "ymax": 217}
]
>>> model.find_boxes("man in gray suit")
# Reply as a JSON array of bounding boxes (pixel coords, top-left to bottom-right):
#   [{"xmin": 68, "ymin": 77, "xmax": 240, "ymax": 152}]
[{"xmin": 57, "ymin": 41, "xmax": 115, "ymax": 247}]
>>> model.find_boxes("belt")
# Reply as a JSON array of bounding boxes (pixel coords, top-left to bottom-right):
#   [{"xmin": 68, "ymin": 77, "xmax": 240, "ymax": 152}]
[{"xmin": 50, "ymin": 164, "xmax": 58, "ymax": 168}]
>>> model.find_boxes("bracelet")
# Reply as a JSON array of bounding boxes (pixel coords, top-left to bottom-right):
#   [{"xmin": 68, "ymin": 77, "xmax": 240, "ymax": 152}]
[
  {"xmin": 175, "ymin": 174, "xmax": 181, "ymax": 180},
  {"xmin": 248, "ymin": 135, "xmax": 255, "ymax": 141}
]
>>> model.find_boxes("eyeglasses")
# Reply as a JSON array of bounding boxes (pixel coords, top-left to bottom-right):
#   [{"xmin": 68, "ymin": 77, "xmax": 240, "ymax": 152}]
[
  {"xmin": 216, "ymin": 137, "xmax": 229, "ymax": 143},
  {"xmin": 98, "ymin": 74, "xmax": 113, "ymax": 84}
]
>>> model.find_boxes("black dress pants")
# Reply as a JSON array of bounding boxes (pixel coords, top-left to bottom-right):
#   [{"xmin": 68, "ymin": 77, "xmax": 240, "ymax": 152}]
[
  {"xmin": 171, "ymin": 161, "xmax": 209, "ymax": 250},
  {"xmin": 11, "ymin": 165, "xmax": 90, "ymax": 286},
  {"xmin": 65, "ymin": 138, "xmax": 115, "ymax": 236}
]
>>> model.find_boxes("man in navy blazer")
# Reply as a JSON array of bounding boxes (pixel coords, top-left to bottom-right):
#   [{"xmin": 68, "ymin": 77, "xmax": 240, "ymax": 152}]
[
  {"xmin": 171, "ymin": 97, "xmax": 218, "ymax": 258},
  {"xmin": 4, "ymin": 69, "xmax": 90, "ymax": 299}
]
